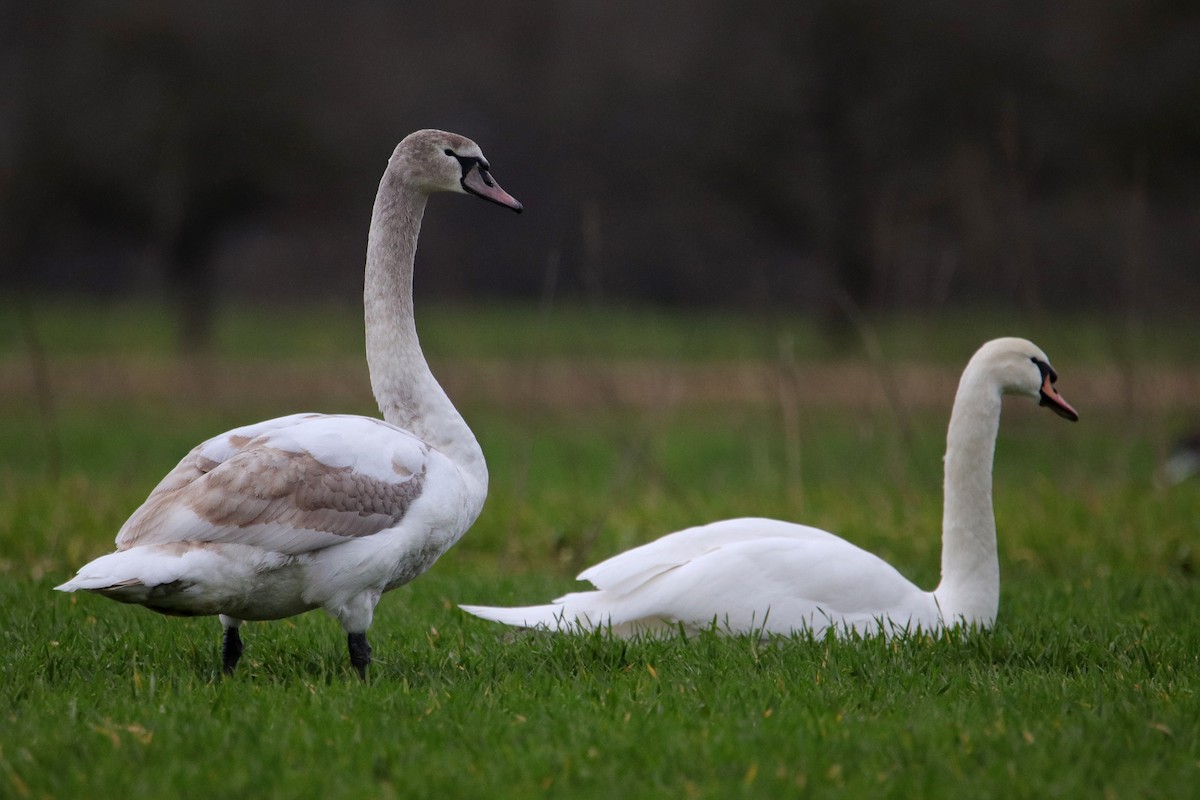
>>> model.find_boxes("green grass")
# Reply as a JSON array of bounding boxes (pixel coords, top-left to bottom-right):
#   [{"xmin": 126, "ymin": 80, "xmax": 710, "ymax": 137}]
[
  {"xmin": 2, "ymin": 300, "xmax": 1199, "ymax": 798},
  {"xmin": 6, "ymin": 294, "xmax": 1200, "ymax": 364}
]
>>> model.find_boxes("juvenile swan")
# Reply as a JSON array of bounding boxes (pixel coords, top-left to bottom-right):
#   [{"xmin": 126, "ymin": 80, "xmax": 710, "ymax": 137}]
[
  {"xmin": 57, "ymin": 130, "xmax": 523, "ymax": 677},
  {"xmin": 461, "ymin": 338, "xmax": 1077, "ymax": 638}
]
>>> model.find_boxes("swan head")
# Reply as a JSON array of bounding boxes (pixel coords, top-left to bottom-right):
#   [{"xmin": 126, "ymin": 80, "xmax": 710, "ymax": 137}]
[
  {"xmin": 389, "ymin": 129, "xmax": 523, "ymax": 212},
  {"xmin": 973, "ymin": 337, "xmax": 1079, "ymax": 421}
]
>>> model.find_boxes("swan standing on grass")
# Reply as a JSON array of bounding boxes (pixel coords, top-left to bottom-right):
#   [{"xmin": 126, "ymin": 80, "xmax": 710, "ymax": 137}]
[
  {"xmin": 461, "ymin": 338, "xmax": 1078, "ymax": 638},
  {"xmin": 56, "ymin": 130, "xmax": 522, "ymax": 677}
]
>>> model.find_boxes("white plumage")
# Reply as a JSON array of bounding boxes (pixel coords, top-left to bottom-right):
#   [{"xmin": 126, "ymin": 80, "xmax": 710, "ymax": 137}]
[
  {"xmin": 461, "ymin": 337, "xmax": 1078, "ymax": 639},
  {"xmin": 57, "ymin": 130, "xmax": 522, "ymax": 676}
]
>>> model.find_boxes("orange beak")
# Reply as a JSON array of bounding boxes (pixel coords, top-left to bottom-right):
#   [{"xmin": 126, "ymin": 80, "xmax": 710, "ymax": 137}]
[{"xmin": 1039, "ymin": 372, "xmax": 1079, "ymax": 421}]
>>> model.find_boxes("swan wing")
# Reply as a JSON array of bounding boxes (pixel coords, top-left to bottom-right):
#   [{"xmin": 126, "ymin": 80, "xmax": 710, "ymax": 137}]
[
  {"xmin": 576, "ymin": 517, "xmax": 842, "ymax": 595},
  {"xmin": 598, "ymin": 534, "xmax": 935, "ymax": 634},
  {"xmin": 115, "ymin": 413, "xmax": 436, "ymax": 555}
]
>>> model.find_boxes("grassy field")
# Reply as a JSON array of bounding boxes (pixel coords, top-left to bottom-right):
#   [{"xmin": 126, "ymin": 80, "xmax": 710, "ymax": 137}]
[{"xmin": 2, "ymin": 299, "xmax": 1199, "ymax": 798}]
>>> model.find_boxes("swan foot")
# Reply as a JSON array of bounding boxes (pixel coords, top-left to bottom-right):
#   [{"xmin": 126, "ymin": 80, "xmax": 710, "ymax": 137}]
[
  {"xmin": 348, "ymin": 632, "xmax": 372, "ymax": 680},
  {"xmin": 221, "ymin": 625, "xmax": 244, "ymax": 675}
]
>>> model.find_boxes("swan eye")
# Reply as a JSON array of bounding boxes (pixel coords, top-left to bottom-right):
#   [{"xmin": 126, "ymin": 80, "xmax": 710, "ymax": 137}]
[
  {"xmin": 1031, "ymin": 357, "xmax": 1057, "ymax": 384},
  {"xmin": 447, "ymin": 151, "xmax": 482, "ymax": 177}
]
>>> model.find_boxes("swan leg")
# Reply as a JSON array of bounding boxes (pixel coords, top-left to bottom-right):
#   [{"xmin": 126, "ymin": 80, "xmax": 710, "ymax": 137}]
[
  {"xmin": 347, "ymin": 632, "xmax": 372, "ymax": 679},
  {"xmin": 219, "ymin": 615, "xmax": 244, "ymax": 675},
  {"xmin": 329, "ymin": 589, "xmax": 380, "ymax": 680}
]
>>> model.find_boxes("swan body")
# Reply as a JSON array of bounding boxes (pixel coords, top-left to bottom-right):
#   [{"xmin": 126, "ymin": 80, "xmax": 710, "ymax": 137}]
[
  {"xmin": 461, "ymin": 337, "xmax": 1078, "ymax": 639},
  {"xmin": 57, "ymin": 130, "xmax": 523, "ymax": 675}
]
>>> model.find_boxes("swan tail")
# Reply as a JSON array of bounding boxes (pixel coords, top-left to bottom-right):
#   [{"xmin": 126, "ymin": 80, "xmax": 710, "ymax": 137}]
[
  {"xmin": 55, "ymin": 550, "xmax": 145, "ymax": 592},
  {"xmin": 54, "ymin": 574, "xmax": 142, "ymax": 593},
  {"xmin": 53, "ymin": 544, "xmax": 269, "ymax": 610},
  {"xmin": 53, "ymin": 549, "xmax": 171, "ymax": 606},
  {"xmin": 456, "ymin": 606, "xmax": 578, "ymax": 633},
  {"xmin": 458, "ymin": 602, "xmax": 592, "ymax": 632}
]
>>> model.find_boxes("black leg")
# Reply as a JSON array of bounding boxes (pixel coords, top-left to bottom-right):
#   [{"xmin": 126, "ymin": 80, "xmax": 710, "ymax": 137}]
[
  {"xmin": 348, "ymin": 632, "xmax": 372, "ymax": 680},
  {"xmin": 221, "ymin": 626, "xmax": 244, "ymax": 675}
]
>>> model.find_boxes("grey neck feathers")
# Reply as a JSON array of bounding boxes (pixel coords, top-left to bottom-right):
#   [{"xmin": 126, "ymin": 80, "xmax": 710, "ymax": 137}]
[{"xmin": 363, "ymin": 170, "xmax": 487, "ymax": 495}]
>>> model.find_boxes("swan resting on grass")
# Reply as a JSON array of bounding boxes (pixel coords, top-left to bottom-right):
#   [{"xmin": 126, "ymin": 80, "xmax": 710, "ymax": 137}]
[
  {"xmin": 461, "ymin": 338, "xmax": 1078, "ymax": 639},
  {"xmin": 56, "ymin": 130, "xmax": 522, "ymax": 677}
]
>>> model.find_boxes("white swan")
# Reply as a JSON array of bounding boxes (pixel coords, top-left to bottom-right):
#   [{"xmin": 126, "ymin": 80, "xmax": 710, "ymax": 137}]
[
  {"xmin": 56, "ymin": 130, "xmax": 523, "ymax": 676},
  {"xmin": 461, "ymin": 338, "xmax": 1078, "ymax": 638}
]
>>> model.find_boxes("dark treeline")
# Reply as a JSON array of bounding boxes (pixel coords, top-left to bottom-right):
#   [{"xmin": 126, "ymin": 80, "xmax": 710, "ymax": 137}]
[{"xmin": 2, "ymin": 1, "xmax": 1198, "ymax": 337}]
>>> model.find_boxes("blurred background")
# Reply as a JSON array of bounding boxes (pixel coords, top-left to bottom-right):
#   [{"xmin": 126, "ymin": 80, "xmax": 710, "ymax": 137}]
[{"xmin": 3, "ymin": 0, "xmax": 1199, "ymax": 352}]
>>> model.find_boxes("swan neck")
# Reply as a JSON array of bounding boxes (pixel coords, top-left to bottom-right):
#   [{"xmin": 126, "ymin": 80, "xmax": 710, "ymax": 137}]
[
  {"xmin": 934, "ymin": 366, "xmax": 1002, "ymax": 626},
  {"xmin": 363, "ymin": 171, "xmax": 487, "ymax": 496}
]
